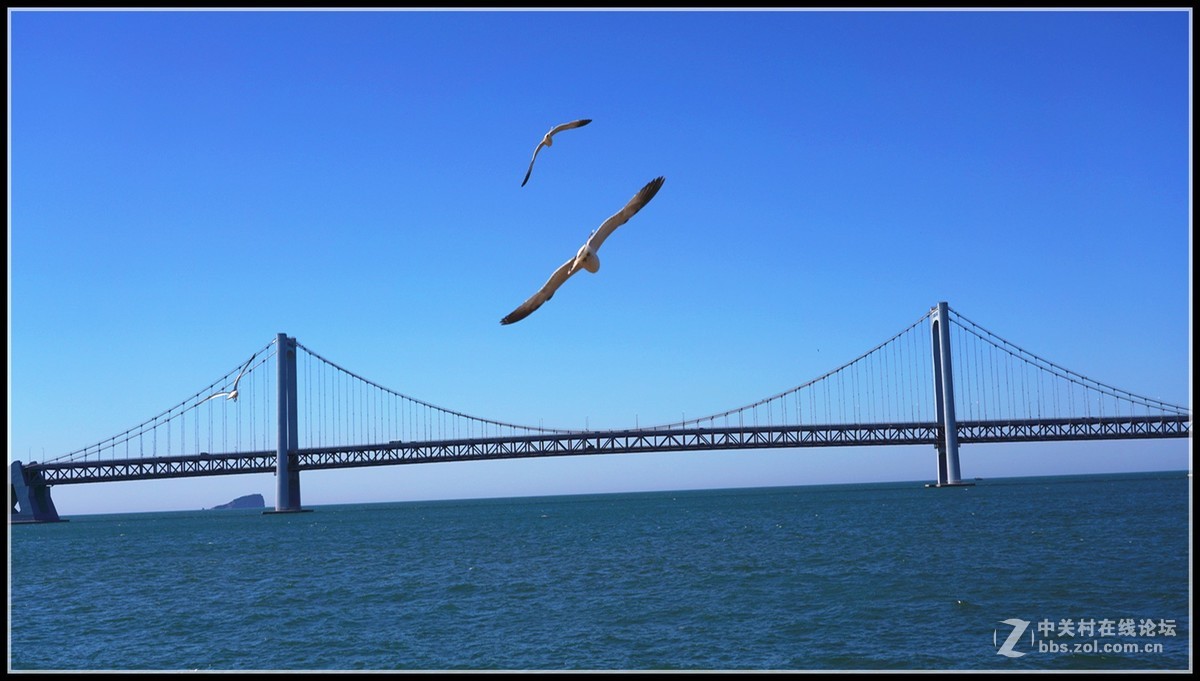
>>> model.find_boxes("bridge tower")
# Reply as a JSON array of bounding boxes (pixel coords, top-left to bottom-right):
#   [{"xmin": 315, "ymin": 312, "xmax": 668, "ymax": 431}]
[
  {"xmin": 929, "ymin": 302, "xmax": 971, "ymax": 487},
  {"xmin": 265, "ymin": 333, "xmax": 308, "ymax": 514}
]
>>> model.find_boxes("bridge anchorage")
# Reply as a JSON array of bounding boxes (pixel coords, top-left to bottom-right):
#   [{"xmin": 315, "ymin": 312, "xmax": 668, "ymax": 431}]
[
  {"xmin": 11, "ymin": 461, "xmax": 64, "ymax": 524},
  {"xmin": 11, "ymin": 302, "xmax": 1191, "ymax": 522}
]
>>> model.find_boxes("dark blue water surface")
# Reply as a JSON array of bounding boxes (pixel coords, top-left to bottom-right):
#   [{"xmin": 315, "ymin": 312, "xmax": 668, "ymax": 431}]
[{"xmin": 8, "ymin": 471, "xmax": 1191, "ymax": 671}]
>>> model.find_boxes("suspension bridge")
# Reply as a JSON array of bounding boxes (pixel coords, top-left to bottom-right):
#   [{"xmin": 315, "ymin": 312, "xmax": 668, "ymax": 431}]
[{"xmin": 11, "ymin": 302, "xmax": 1190, "ymax": 522}]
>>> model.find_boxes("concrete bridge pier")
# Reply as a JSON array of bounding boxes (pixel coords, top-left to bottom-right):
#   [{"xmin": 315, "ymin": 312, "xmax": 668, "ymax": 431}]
[
  {"xmin": 265, "ymin": 333, "xmax": 309, "ymax": 515},
  {"xmin": 928, "ymin": 302, "xmax": 973, "ymax": 488},
  {"xmin": 10, "ymin": 461, "xmax": 65, "ymax": 523}
]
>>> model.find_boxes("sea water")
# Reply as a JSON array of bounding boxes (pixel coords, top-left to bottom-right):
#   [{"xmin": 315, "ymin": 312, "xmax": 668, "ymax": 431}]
[{"xmin": 8, "ymin": 471, "xmax": 1191, "ymax": 671}]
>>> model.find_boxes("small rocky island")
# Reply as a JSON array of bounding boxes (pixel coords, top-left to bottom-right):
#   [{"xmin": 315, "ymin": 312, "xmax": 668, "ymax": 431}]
[{"xmin": 209, "ymin": 493, "xmax": 266, "ymax": 510}]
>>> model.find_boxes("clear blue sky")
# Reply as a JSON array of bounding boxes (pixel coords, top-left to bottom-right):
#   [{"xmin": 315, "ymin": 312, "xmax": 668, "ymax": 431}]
[{"xmin": 8, "ymin": 8, "xmax": 1192, "ymax": 515}]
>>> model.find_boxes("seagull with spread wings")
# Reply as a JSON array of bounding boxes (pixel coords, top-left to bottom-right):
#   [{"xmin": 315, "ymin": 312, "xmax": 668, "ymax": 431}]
[
  {"xmin": 501, "ymin": 176, "xmax": 665, "ymax": 325},
  {"xmin": 200, "ymin": 352, "xmax": 257, "ymax": 404},
  {"xmin": 521, "ymin": 118, "xmax": 592, "ymax": 187}
]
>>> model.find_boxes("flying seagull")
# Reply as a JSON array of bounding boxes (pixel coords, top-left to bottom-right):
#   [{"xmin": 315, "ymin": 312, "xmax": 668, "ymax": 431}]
[
  {"xmin": 200, "ymin": 352, "xmax": 257, "ymax": 404},
  {"xmin": 501, "ymin": 176, "xmax": 665, "ymax": 325},
  {"xmin": 521, "ymin": 118, "xmax": 592, "ymax": 187}
]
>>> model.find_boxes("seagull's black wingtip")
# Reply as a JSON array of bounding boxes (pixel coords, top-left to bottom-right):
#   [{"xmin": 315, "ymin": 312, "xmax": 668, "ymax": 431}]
[{"xmin": 638, "ymin": 176, "xmax": 666, "ymax": 201}]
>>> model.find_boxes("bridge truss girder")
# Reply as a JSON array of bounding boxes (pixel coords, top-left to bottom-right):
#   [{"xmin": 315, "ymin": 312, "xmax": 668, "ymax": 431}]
[
  {"xmin": 21, "ymin": 414, "xmax": 1188, "ymax": 486},
  {"xmin": 295, "ymin": 423, "xmax": 943, "ymax": 471},
  {"xmin": 957, "ymin": 415, "xmax": 1191, "ymax": 443}
]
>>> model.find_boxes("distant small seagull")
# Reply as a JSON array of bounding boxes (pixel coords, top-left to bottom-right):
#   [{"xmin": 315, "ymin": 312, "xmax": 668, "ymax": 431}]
[
  {"xmin": 521, "ymin": 118, "xmax": 592, "ymax": 187},
  {"xmin": 501, "ymin": 176, "xmax": 665, "ymax": 325},
  {"xmin": 200, "ymin": 352, "xmax": 257, "ymax": 404}
]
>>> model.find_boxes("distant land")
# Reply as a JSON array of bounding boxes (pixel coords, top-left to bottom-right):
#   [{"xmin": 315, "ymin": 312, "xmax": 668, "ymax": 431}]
[{"xmin": 208, "ymin": 493, "xmax": 266, "ymax": 510}]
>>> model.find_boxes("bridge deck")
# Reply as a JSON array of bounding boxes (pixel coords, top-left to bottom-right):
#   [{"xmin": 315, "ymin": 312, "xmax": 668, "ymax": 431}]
[{"xmin": 22, "ymin": 415, "xmax": 1191, "ymax": 485}]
